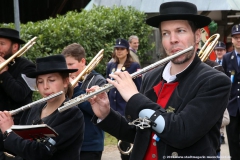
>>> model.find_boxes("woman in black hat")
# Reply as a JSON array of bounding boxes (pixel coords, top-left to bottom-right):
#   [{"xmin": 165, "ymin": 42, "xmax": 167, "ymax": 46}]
[
  {"xmin": 88, "ymin": 1, "xmax": 231, "ymax": 160},
  {"xmin": 0, "ymin": 54, "xmax": 84, "ymax": 160}
]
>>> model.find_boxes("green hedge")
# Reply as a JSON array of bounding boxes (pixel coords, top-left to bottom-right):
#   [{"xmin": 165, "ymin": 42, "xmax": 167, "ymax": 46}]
[
  {"xmin": 1, "ymin": 6, "xmax": 154, "ymax": 100},
  {"xmin": 1, "ymin": 6, "xmax": 153, "ymax": 76}
]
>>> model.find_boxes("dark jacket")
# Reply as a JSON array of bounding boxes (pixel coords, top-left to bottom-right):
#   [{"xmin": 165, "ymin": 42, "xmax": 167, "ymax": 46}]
[
  {"xmin": 95, "ymin": 55, "xmax": 231, "ymax": 159},
  {"xmin": 80, "ymin": 70, "xmax": 106, "ymax": 90},
  {"xmin": 73, "ymin": 87, "xmax": 104, "ymax": 152},
  {"xmin": 75, "ymin": 70, "xmax": 105, "ymax": 151},
  {"xmin": 0, "ymin": 101, "xmax": 84, "ymax": 160},
  {"xmin": 106, "ymin": 62, "xmax": 142, "ymax": 116},
  {"xmin": 205, "ymin": 59, "xmax": 224, "ymax": 73},
  {"xmin": 222, "ymin": 51, "xmax": 240, "ymax": 116},
  {"xmin": 0, "ymin": 57, "xmax": 35, "ymax": 124}
]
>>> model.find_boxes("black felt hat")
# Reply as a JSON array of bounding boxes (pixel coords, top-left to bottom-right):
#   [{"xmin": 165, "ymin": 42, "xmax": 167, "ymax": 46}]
[
  {"xmin": 0, "ymin": 28, "xmax": 25, "ymax": 44},
  {"xmin": 146, "ymin": 1, "xmax": 211, "ymax": 28},
  {"xmin": 26, "ymin": 55, "xmax": 78, "ymax": 78}
]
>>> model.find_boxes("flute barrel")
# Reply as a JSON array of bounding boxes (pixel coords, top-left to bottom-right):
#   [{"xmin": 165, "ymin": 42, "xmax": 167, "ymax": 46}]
[
  {"xmin": 10, "ymin": 91, "xmax": 64, "ymax": 115},
  {"xmin": 58, "ymin": 46, "xmax": 193, "ymax": 113}
]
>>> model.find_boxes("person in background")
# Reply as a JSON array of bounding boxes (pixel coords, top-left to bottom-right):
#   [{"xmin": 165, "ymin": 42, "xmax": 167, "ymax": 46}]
[
  {"xmin": 62, "ymin": 43, "xmax": 105, "ymax": 160},
  {"xmin": 226, "ymin": 42, "xmax": 234, "ymax": 52},
  {"xmin": 0, "ymin": 28, "xmax": 36, "ymax": 124},
  {"xmin": 106, "ymin": 38, "xmax": 142, "ymax": 160},
  {"xmin": 203, "ymin": 51, "xmax": 229, "ymax": 158},
  {"xmin": 220, "ymin": 110, "xmax": 230, "ymax": 145},
  {"xmin": 0, "ymin": 54, "xmax": 84, "ymax": 160},
  {"xmin": 212, "ymin": 41, "xmax": 229, "ymax": 147},
  {"xmin": 222, "ymin": 24, "xmax": 240, "ymax": 160},
  {"xmin": 128, "ymin": 35, "xmax": 140, "ymax": 64},
  {"xmin": 214, "ymin": 41, "xmax": 226, "ymax": 65},
  {"xmin": 0, "ymin": 28, "xmax": 36, "ymax": 160},
  {"xmin": 88, "ymin": 1, "xmax": 231, "ymax": 159}
]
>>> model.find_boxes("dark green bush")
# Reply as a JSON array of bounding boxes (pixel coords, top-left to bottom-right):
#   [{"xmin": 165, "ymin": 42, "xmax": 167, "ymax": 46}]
[{"xmin": 1, "ymin": 6, "xmax": 154, "ymax": 100}]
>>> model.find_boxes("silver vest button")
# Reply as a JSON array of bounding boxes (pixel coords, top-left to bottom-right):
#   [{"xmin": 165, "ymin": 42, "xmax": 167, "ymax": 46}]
[
  {"xmin": 152, "ymin": 154, "xmax": 156, "ymax": 158},
  {"xmin": 153, "ymin": 141, "xmax": 156, "ymax": 146},
  {"xmin": 172, "ymin": 152, "xmax": 178, "ymax": 157}
]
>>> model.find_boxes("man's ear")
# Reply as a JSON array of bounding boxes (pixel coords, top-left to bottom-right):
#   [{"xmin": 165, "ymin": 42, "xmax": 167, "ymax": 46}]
[
  {"xmin": 80, "ymin": 58, "xmax": 86, "ymax": 65},
  {"xmin": 195, "ymin": 29, "xmax": 201, "ymax": 44},
  {"xmin": 12, "ymin": 43, "xmax": 19, "ymax": 53}
]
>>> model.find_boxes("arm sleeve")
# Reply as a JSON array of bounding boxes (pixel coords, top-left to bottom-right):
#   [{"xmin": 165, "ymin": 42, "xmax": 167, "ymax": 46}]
[
  {"xmin": 0, "ymin": 62, "xmax": 35, "ymax": 102},
  {"xmin": 4, "ymin": 133, "xmax": 53, "ymax": 160},
  {"xmin": 126, "ymin": 73, "xmax": 231, "ymax": 149},
  {"xmin": 92, "ymin": 109, "xmax": 136, "ymax": 143},
  {"xmin": 73, "ymin": 87, "xmax": 94, "ymax": 115},
  {"xmin": 4, "ymin": 107, "xmax": 84, "ymax": 160},
  {"xmin": 221, "ymin": 109, "xmax": 230, "ymax": 127}
]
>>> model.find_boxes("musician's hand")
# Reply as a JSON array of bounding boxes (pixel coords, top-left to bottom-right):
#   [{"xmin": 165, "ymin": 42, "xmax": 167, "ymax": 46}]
[
  {"xmin": 0, "ymin": 111, "xmax": 14, "ymax": 133},
  {"xmin": 0, "ymin": 57, "xmax": 8, "ymax": 74},
  {"xmin": 87, "ymin": 86, "xmax": 110, "ymax": 120},
  {"xmin": 69, "ymin": 75, "xmax": 78, "ymax": 87},
  {"xmin": 107, "ymin": 71, "xmax": 139, "ymax": 102}
]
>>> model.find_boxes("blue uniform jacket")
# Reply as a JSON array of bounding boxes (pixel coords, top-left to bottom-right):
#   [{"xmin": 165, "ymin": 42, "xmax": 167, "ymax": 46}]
[
  {"xmin": 106, "ymin": 62, "xmax": 142, "ymax": 116},
  {"xmin": 73, "ymin": 84, "xmax": 104, "ymax": 151},
  {"xmin": 222, "ymin": 50, "xmax": 240, "ymax": 116}
]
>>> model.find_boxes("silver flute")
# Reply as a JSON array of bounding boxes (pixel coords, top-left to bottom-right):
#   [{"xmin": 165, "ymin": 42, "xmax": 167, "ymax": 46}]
[
  {"xmin": 58, "ymin": 46, "xmax": 193, "ymax": 113},
  {"xmin": 10, "ymin": 91, "xmax": 64, "ymax": 115}
]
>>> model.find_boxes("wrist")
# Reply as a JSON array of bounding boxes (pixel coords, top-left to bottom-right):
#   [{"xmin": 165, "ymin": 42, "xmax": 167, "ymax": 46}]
[{"xmin": 3, "ymin": 128, "xmax": 13, "ymax": 141}]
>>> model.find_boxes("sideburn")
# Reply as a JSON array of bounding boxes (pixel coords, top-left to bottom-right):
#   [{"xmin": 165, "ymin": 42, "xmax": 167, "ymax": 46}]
[{"xmin": 4, "ymin": 44, "xmax": 14, "ymax": 59}]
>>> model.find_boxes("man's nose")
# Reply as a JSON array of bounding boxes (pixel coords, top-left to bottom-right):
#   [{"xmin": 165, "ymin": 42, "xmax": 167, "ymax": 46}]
[{"xmin": 170, "ymin": 33, "xmax": 179, "ymax": 44}]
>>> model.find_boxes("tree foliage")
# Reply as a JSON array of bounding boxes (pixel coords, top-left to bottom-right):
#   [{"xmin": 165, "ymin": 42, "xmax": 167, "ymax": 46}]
[
  {"xmin": 1, "ymin": 6, "xmax": 153, "ymax": 76},
  {"xmin": 1, "ymin": 6, "xmax": 153, "ymax": 100}
]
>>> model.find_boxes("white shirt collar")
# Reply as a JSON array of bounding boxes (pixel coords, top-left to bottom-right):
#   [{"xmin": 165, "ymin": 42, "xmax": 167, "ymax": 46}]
[
  {"xmin": 162, "ymin": 62, "xmax": 176, "ymax": 83},
  {"xmin": 163, "ymin": 61, "xmax": 192, "ymax": 83}
]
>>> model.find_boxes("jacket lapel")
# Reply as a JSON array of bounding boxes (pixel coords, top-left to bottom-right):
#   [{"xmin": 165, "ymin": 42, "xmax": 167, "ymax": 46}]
[
  {"xmin": 230, "ymin": 51, "xmax": 239, "ymax": 72},
  {"xmin": 144, "ymin": 67, "xmax": 164, "ymax": 102}
]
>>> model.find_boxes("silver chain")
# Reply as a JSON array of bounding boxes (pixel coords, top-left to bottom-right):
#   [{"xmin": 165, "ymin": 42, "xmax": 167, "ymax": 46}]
[{"xmin": 128, "ymin": 117, "xmax": 151, "ymax": 129}]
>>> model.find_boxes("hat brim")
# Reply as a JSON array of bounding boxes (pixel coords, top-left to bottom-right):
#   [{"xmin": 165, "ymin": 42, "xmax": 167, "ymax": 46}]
[
  {"xmin": 231, "ymin": 32, "xmax": 240, "ymax": 36},
  {"xmin": 114, "ymin": 45, "xmax": 127, "ymax": 48},
  {"xmin": 26, "ymin": 69, "xmax": 78, "ymax": 78},
  {"xmin": 215, "ymin": 47, "xmax": 226, "ymax": 50},
  {"xmin": 0, "ymin": 35, "xmax": 25, "ymax": 44},
  {"xmin": 146, "ymin": 14, "xmax": 211, "ymax": 28}
]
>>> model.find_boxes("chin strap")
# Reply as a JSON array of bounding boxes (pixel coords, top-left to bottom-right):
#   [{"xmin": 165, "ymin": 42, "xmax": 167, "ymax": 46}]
[{"xmin": 129, "ymin": 109, "xmax": 165, "ymax": 134}]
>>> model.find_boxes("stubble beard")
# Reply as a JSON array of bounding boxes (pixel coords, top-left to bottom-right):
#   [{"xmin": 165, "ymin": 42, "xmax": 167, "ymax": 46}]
[
  {"xmin": 3, "ymin": 45, "xmax": 13, "ymax": 60},
  {"xmin": 171, "ymin": 45, "xmax": 195, "ymax": 65}
]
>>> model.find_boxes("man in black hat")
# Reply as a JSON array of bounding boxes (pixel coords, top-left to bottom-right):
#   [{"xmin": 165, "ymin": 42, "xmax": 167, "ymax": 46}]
[
  {"xmin": 222, "ymin": 24, "xmax": 240, "ymax": 160},
  {"xmin": 0, "ymin": 28, "xmax": 35, "ymax": 160},
  {"xmin": 0, "ymin": 28, "xmax": 35, "ymax": 124},
  {"xmin": 88, "ymin": 1, "xmax": 231, "ymax": 159}
]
